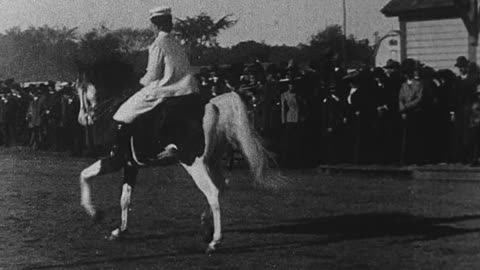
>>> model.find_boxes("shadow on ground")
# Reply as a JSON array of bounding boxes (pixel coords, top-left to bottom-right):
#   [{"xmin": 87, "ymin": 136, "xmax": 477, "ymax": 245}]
[
  {"xmin": 23, "ymin": 212, "xmax": 480, "ymax": 269},
  {"xmin": 233, "ymin": 212, "xmax": 480, "ymax": 242}
]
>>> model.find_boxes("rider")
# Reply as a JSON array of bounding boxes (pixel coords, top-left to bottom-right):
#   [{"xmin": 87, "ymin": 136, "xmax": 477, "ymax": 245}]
[{"xmin": 110, "ymin": 6, "xmax": 199, "ymax": 160}]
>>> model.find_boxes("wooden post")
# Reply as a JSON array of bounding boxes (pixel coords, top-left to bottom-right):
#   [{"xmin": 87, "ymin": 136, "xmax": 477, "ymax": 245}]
[
  {"xmin": 458, "ymin": 0, "xmax": 478, "ymax": 62},
  {"xmin": 399, "ymin": 19, "xmax": 407, "ymax": 62},
  {"xmin": 342, "ymin": 0, "xmax": 348, "ymax": 69},
  {"xmin": 468, "ymin": 34, "xmax": 477, "ymax": 62}
]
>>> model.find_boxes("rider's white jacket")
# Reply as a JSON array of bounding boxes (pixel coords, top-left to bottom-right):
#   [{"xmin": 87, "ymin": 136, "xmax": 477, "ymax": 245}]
[{"xmin": 113, "ymin": 31, "xmax": 198, "ymax": 123}]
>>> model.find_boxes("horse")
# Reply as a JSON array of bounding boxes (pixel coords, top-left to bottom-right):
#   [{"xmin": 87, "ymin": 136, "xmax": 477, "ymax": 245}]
[{"xmin": 76, "ymin": 63, "xmax": 278, "ymax": 253}]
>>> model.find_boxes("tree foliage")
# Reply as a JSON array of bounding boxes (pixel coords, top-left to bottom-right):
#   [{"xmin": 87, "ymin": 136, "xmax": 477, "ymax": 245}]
[
  {"xmin": 174, "ymin": 13, "xmax": 237, "ymax": 48},
  {"xmin": 0, "ymin": 25, "xmax": 79, "ymax": 81},
  {"xmin": 307, "ymin": 24, "xmax": 372, "ymax": 68},
  {"xmin": 173, "ymin": 13, "xmax": 237, "ymax": 65},
  {"xmin": 0, "ymin": 15, "xmax": 373, "ymax": 82}
]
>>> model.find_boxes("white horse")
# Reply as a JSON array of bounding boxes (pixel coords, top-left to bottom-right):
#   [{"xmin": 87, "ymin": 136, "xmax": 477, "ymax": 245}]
[{"xmin": 77, "ymin": 83, "xmax": 276, "ymax": 253}]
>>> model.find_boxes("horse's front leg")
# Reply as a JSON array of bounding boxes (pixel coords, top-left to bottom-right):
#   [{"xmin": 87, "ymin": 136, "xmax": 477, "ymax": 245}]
[
  {"xmin": 80, "ymin": 157, "xmax": 124, "ymax": 222},
  {"xmin": 109, "ymin": 163, "xmax": 139, "ymax": 240}
]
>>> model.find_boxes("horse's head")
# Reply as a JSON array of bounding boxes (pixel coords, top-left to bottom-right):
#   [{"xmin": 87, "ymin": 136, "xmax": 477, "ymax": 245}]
[{"xmin": 76, "ymin": 55, "xmax": 141, "ymax": 126}]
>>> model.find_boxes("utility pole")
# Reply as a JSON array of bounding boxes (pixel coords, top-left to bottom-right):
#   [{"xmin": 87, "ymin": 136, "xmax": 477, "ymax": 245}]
[
  {"xmin": 343, "ymin": 0, "xmax": 347, "ymax": 37},
  {"xmin": 342, "ymin": 0, "xmax": 347, "ymax": 69}
]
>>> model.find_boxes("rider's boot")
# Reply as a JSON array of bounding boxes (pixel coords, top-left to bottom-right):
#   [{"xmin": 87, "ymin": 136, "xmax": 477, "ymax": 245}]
[
  {"xmin": 109, "ymin": 122, "xmax": 131, "ymax": 160},
  {"xmin": 156, "ymin": 144, "xmax": 178, "ymax": 159}
]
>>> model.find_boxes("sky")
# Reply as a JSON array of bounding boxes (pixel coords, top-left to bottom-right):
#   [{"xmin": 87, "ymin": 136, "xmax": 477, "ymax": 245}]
[{"xmin": 0, "ymin": 0, "xmax": 399, "ymax": 47}]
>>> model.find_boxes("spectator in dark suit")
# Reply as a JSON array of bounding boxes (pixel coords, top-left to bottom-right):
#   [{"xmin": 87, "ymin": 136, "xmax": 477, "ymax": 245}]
[
  {"xmin": 26, "ymin": 88, "xmax": 47, "ymax": 150},
  {"xmin": 262, "ymin": 64, "xmax": 282, "ymax": 140},
  {"xmin": 2, "ymin": 89, "xmax": 19, "ymax": 147},
  {"xmin": 343, "ymin": 70, "xmax": 377, "ymax": 163},
  {"xmin": 434, "ymin": 69, "xmax": 458, "ymax": 163},
  {"xmin": 280, "ymin": 81, "xmax": 305, "ymax": 168},
  {"xmin": 44, "ymin": 83, "xmax": 62, "ymax": 151},
  {"xmin": 372, "ymin": 67, "xmax": 395, "ymax": 163},
  {"xmin": 468, "ymin": 90, "xmax": 480, "ymax": 166},
  {"xmin": 59, "ymin": 86, "xmax": 82, "ymax": 156},
  {"xmin": 321, "ymin": 84, "xmax": 344, "ymax": 164},
  {"xmin": 453, "ymin": 56, "xmax": 480, "ymax": 164},
  {"xmin": 399, "ymin": 59, "xmax": 425, "ymax": 164},
  {"xmin": 384, "ymin": 59, "xmax": 404, "ymax": 163},
  {"xmin": 0, "ymin": 88, "xmax": 8, "ymax": 146}
]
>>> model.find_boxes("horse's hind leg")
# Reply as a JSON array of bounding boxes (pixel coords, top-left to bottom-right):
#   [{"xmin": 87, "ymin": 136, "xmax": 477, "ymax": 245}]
[
  {"xmin": 181, "ymin": 157, "xmax": 221, "ymax": 253},
  {"xmin": 109, "ymin": 164, "xmax": 139, "ymax": 240},
  {"xmin": 80, "ymin": 157, "xmax": 124, "ymax": 220},
  {"xmin": 199, "ymin": 156, "xmax": 227, "ymax": 244}
]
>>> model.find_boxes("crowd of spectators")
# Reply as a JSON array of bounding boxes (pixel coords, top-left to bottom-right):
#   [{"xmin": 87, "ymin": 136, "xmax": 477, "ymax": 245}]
[
  {"xmin": 0, "ymin": 80, "xmax": 84, "ymax": 156},
  {"xmin": 195, "ymin": 55, "xmax": 480, "ymax": 168},
  {"xmin": 2, "ymin": 54, "xmax": 480, "ymax": 168}
]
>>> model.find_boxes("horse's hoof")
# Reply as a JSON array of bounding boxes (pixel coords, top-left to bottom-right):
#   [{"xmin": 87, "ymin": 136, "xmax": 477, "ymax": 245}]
[
  {"xmin": 205, "ymin": 241, "xmax": 221, "ymax": 255},
  {"xmin": 205, "ymin": 245, "xmax": 216, "ymax": 255},
  {"xmin": 106, "ymin": 228, "xmax": 127, "ymax": 241},
  {"xmin": 107, "ymin": 233, "xmax": 119, "ymax": 241},
  {"xmin": 92, "ymin": 210, "xmax": 105, "ymax": 224}
]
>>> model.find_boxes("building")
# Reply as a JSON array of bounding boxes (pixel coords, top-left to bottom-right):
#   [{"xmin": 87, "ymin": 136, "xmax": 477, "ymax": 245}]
[
  {"xmin": 381, "ymin": 0, "xmax": 478, "ymax": 71},
  {"xmin": 374, "ymin": 33, "xmax": 401, "ymax": 67}
]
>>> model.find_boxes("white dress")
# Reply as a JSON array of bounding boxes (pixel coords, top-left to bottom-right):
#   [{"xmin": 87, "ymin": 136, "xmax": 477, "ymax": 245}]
[{"xmin": 113, "ymin": 31, "xmax": 198, "ymax": 123}]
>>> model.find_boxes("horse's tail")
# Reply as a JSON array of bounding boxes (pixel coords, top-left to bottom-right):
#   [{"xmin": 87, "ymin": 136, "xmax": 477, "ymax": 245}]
[{"xmin": 211, "ymin": 92, "xmax": 280, "ymax": 188}]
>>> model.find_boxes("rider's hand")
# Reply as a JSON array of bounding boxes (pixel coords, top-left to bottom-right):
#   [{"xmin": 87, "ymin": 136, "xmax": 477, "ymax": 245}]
[{"xmin": 450, "ymin": 112, "xmax": 455, "ymax": 122}]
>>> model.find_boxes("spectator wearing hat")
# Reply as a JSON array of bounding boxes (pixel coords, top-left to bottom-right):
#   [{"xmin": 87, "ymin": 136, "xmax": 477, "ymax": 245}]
[
  {"xmin": 262, "ymin": 63, "xmax": 282, "ymax": 140},
  {"xmin": 325, "ymin": 50, "xmax": 348, "ymax": 102},
  {"xmin": 320, "ymin": 83, "xmax": 344, "ymax": 164},
  {"xmin": 419, "ymin": 65, "xmax": 443, "ymax": 163},
  {"xmin": 0, "ymin": 79, "xmax": 21, "ymax": 146},
  {"xmin": 384, "ymin": 59, "xmax": 404, "ymax": 113},
  {"xmin": 59, "ymin": 86, "xmax": 82, "ymax": 156},
  {"xmin": 432, "ymin": 69, "xmax": 458, "ymax": 162},
  {"xmin": 44, "ymin": 84, "xmax": 62, "ymax": 150},
  {"xmin": 453, "ymin": 56, "xmax": 480, "ymax": 164},
  {"xmin": 383, "ymin": 59, "xmax": 404, "ymax": 163},
  {"xmin": 0, "ymin": 88, "xmax": 8, "ymax": 146},
  {"xmin": 398, "ymin": 58, "xmax": 426, "ymax": 164},
  {"xmin": 26, "ymin": 87, "xmax": 47, "ymax": 150},
  {"xmin": 2, "ymin": 88, "xmax": 19, "ymax": 147},
  {"xmin": 468, "ymin": 89, "xmax": 480, "ymax": 166},
  {"xmin": 343, "ymin": 69, "xmax": 377, "ymax": 163},
  {"xmin": 372, "ymin": 67, "xmax": 396, "ymax": 163},
  {"xmin": 280, "ymin": 81, "xmax": 305, "ymax": 168}
]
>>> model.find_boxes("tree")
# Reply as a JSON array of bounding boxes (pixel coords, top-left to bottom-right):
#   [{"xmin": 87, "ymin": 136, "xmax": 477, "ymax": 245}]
[
  {"xmin": 110, "ymin": 28, "xmax": 156, "ymax": 54},
  {"xmin": 308, "ymin": 24, "xmax": 372, "ymax": 68},
  {"xmin": 0, "ymin": 25, "xmax": 79, "ymax": 81},
  {"xmin": 173, "ymin": 13, "xmax": 237, "ymax": 64},
  {"xmin": 75, "ymin": 25, "xmax": 123, "ymax": 72},
  {"xmin": 226, "ymin": 40, "xmax": 270, "ymax": 64}
]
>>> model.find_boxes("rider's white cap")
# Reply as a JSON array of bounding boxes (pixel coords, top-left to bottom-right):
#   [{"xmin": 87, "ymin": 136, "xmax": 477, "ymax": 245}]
[{"xmin": 149, "ymin": 6, "xmax": 172, "ymax": 19}]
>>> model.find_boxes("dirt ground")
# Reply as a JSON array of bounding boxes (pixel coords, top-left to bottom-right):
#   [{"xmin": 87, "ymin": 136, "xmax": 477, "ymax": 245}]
[{"xmin": 3, "ymin": 147, "xmax": 480, "ymax": 269}]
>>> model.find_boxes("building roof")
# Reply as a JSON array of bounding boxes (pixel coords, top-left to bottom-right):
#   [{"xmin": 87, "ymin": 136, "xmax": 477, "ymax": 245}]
[{"xmin": 381, "ymin": 0, "xmax": 458, "ymax": 17}]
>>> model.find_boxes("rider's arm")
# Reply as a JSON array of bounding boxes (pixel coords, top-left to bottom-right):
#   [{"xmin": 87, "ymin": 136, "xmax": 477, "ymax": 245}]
[{"xmin": 140, "ymin": 44, "xmax": 165, "ymax": 86}]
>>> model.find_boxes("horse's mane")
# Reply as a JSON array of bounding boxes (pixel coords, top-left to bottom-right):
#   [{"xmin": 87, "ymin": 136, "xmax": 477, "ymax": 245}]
[{"xmin": 81, "ymin": 54, "xmax": 142, "ymax": 120}]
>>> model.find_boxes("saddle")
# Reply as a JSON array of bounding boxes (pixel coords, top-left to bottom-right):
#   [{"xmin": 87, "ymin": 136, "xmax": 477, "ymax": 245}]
[{"xmin": 129, "ymin": 94, "xmax": 206, "ymax": 166}]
